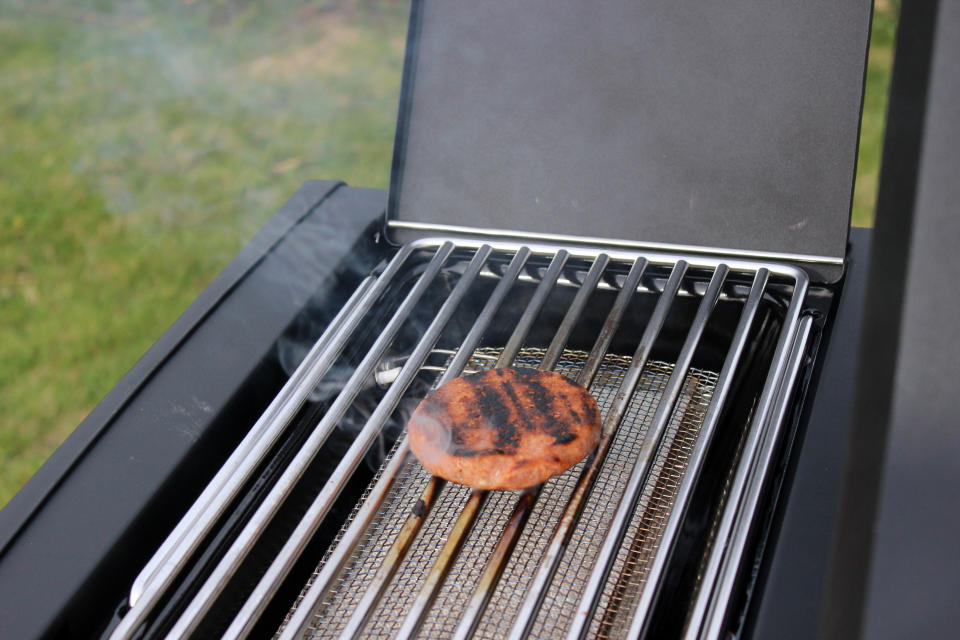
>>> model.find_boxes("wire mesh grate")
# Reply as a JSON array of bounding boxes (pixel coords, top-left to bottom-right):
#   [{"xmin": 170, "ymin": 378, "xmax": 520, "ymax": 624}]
[{"xmin": 277, "ymin": 347, "xmax": 717, "ymax": 639}]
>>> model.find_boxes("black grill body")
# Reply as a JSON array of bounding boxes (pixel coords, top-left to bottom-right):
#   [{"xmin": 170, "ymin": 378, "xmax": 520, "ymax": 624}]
[
  {"xmin": 0, "ymin": 180, "xmax": 863, "ymax": 638},
  {"xmin": 2, "ymin": 0, "xmax": 959, "ymax": 638}
]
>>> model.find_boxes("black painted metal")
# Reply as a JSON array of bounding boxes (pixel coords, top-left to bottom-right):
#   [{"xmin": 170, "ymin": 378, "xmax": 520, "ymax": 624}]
[
  {"xmin": 824, "ymin": 0, "xmax": 960, "ymax": 637},
  {"xmin": 386, "ymin": 0, "xmax": 872, "ymax": 279}
]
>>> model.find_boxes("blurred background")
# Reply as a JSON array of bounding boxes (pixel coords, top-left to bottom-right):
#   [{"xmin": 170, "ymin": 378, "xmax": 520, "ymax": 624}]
[{"xmin": 0, "ymin": 0, "xmax": 898, "ymax": 507}]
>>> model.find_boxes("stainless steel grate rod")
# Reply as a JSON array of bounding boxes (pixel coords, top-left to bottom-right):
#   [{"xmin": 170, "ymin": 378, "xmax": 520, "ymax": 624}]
[
  {"xmin": 505, "ymin": 260, "xmax": 690, "ymax": 640},
  {"xmin": 390, "ymin": 252, "xmax": 606, "ymax": 640},
  {"xmin": 113, "ymin": 245, "xmax": 416, "ymax": 640},
  {"xmin": 577, "ymin": 259, "xmax": 649, "ymax": 390},
  {"xmin": 497, "ymin": 250, "xmax": 571, "ymax": 366},
  {"xmin": 278, "ymin": 247, "xmax": 533, "ymax": 640},
  {"xmin": 682, "ymin": 275, "xmax": 809, "ymax": 640},
  {"xmin": 223, "ymin": 246, "xmax": 496, "ymax": 639},
  {"xmin": 625, "ymin": 268, "xmax": 769, "ymax": 639},
  {"xmin": 165, "ymin": 242, "xmax": 457, "ymax": 639},
  {"xmin": 441, "ymin": 249, "xmax": 534, "ymax": 379},
  {"xmin": 116, "ymin": 235, "xmax": 814, "ymax": 640},
  {"xmin": 564, "ymin": 264, "xmax": 728, "ymax": 640},
  {"xmin": 450, "ymin": 255, "xmax": 644, "ymax": 640},
  {"xmin": 539, "ymin": 254, "xmax": 611, "ymax": 370},
  {"xmin": 695, "ymin": 315, "xmax": 813, "ymax": 640},
  {"xmin": 343, "ymin": 250, "xmax": 573, "ymax": 640}
]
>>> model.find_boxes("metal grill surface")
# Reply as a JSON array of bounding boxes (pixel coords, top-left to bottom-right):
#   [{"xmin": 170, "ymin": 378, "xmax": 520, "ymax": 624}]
[
  {"xmin": 281, "ymin": 348, "xmax": 717, "ymax": 639},
  {"xmin": 116, "ymin": 239, "xmax": 811, "ymax": 640}
]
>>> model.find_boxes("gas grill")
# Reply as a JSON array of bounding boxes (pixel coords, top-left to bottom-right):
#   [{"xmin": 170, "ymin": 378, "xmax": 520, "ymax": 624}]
[
  {"xmin": 106, "ymin": 235, "xmax": 813, "ymax": 640},
  {"xmin": 11, "ymin": 0, "xmax": 957, "ymax": 639},
  {"xmin": 145, "ymin": 237, "xmax": 812, "ymax": 640}
]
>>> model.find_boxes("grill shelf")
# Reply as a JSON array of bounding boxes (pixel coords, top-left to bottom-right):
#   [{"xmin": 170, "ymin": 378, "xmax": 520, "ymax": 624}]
[{"xmin": 110, "ymin": 238, "xmax": 810, "ymax": 640}]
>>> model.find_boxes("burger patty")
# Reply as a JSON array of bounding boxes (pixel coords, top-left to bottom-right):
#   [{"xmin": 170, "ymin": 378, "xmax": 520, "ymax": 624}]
[{"xmin": 407, "ymin": 367, "xmax": 602, "ymax": 490}]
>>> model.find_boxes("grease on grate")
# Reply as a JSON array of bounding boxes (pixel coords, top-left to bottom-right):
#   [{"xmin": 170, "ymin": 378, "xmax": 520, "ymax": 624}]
[{"xmin": 277, "ymin": 348, "xmax": 717, "ymax": 640}]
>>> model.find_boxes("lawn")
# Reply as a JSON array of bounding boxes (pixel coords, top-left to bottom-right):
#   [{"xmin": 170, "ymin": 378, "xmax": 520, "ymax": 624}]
[{"xmin": 0, "ymin": 1, "xmax": 898, "ymax": 507}]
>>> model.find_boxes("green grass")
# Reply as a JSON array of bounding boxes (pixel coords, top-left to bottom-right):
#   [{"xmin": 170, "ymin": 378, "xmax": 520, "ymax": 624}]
[
  {"xmin": 0, "ymin": 1, "xmax": 407, "ymax": 505},
  {"xmin": 852, "ymin": 0, "xmax": 899, "ymax": 226},
  {"xmin": 0, "ymin": 1, "xmax": 897, "ymax": 507}
]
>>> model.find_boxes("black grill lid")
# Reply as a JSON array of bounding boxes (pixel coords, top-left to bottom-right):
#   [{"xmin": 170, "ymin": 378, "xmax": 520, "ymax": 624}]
[{"xmin": 385, "ymin": 0, "xmax": 872, "ymax": 281}]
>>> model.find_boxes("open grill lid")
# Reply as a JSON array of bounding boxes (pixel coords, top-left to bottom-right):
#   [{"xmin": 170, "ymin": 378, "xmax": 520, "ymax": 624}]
[{"xmin": 384, "ymin": 0, "xmax": 872, "ymax": 282}]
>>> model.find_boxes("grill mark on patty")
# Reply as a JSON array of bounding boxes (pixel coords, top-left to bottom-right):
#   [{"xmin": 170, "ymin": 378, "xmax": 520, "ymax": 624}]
[
  {"xmin": 496, "ymin": 372, "xmax": 537, "ymax": 449},
  {"xmin": 584, "ymin": 399, "xmax": 600, "ymax": 424},
  {"xmin": 513, "ymin": 367, "xmax": 578, "ymax": 442},
  {"xmin": 555, "ymin": 377, "xmax": 588, "ymax": 429},
  {"xmin": 444, "ymin": 371, "xmax": 521, "ymax": 457},
  {"xmin": 485, "ymin": 375, "xmax": 522, "ymax": 452}
]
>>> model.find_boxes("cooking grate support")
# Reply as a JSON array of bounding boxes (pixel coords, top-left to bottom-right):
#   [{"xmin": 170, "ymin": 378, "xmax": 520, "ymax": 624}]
[
  {"xmin": 559, "ymin": 263, "xmax": 726, "ymax": 640},
  {"xmin": 449, "ymin": 254, "xmax": 643, "ymax": 640},
  {"xmin": 389, "ymin": 252, "xmax": 615, "ymax": 640},
  {"xmin": 683, "ymin": 314, "xmax": 813, "ymax": 640},
  {"xmin": 618, "ymin": 267, "xmax": 770, "ymax": 638},
  {"xmin": 114, "ymin": 238, "xmax": 809, "ymax": 640},
  {"xmin": 337, "ymin": 248, "xmax": 576, "ymax": 640}
]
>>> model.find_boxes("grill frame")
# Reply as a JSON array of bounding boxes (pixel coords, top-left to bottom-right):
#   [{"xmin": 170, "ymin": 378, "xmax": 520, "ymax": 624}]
[
  {"xmin": 0, "ymin": 187, "xmax": 886, "ymax": 640},
  {"xmin": 106, "ymin": 235, "xmax": 810, "ymax": 639}
]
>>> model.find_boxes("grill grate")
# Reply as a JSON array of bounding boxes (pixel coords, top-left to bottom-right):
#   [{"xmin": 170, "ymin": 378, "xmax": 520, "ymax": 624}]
[
  {"xmin": 594, "ymin": 374, "xmax": 705, "ymax": 640},
  {"xmin": 111, "ymin": 238, "xmax": 810, "ymax": 640},
  {"xmin": 285, "ymin": 350, "xmax": 716, "ymax": 639}
]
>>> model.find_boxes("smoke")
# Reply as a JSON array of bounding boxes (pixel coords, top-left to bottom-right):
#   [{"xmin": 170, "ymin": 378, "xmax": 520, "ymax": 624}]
[
  {"xmin": 274, "ymin": 249, "xmax": 457, "ymax": 471},
  {"xmin": 26, "ymin": 0, "xmax": 416, "ymax": 473},
  {"xmin": 404, "ymin": 409, "xmax": 452, "ymax": 471},
  {"xmin": 6, "ymin": 0, "xmax": 405, "ymax": 247},
  {"xmin": 276, "ymin": 285, "xmax": 443, "ymax": 472}
]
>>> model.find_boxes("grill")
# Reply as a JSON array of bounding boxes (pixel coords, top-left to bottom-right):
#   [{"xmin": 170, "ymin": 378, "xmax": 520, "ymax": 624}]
[
  {"xmin": 0, "ymin": 0, "xmax": 889, "ymax": 638},
  {"xmin": 106, "ymin": 238, "xmax": 810, "ymax": 639}
]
